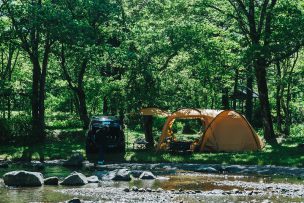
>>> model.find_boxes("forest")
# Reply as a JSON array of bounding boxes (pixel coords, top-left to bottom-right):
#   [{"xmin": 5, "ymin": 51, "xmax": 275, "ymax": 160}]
[{"xmin": 0, "ymin": 0, "xmax": 303, "ymax": 162}]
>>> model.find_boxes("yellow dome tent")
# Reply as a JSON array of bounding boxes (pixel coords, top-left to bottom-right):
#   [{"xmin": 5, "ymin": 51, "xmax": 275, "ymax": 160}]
[{"xmin": 140, "ymin": 108, "xmax": 264, "ymax": 152}]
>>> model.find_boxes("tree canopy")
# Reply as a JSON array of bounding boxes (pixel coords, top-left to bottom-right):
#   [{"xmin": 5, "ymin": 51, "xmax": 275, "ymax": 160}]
[{"xmin": 0, "ymin": 0, "xmax": 303, "ymax": 147}]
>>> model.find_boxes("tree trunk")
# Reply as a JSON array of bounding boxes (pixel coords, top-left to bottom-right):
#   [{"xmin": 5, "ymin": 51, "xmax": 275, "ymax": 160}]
[
  {"xmin": 254, "ymin": 58, "xmax": 277, "ymax": 144},
  {"xmin": 284, "ymin": 78, "xmax": 292, "ymax": 136},
  {"xmin": 221, "ymin": 88, "xmax": 229, "ymax": 109},
  {"xmin": 143, "ymin": 115, "xmax": 154, "ymax": 149},
  {"xmin": 31, "ymin": 58, "xmax": 41, "ymax": 144},
  {"xmin": 245, "ymin": 65, "xmax": 254, "ymax": 122},
  {"xmin": 275, "ymin": 62, "xmax": 283, "ymax": 133},
  {"xmin": 103, "ymin": 96, "xmax": 108, "ymax": 115},
  {"xmin": 60, "ymin": 46, "xmax": 89, "ymax": 129},
  {"xmin": 76, "ymin": 88, "xmax": 90, "ymax": 129},
  {"xmin": 233, "ymin": 68, "xmax": 239, "ymax": 110}
]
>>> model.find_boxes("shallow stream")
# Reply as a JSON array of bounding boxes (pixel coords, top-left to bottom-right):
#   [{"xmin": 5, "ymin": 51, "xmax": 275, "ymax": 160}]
[{"xmin": 0, "ymin": 163, "xmax": 303, "ymax": 203}]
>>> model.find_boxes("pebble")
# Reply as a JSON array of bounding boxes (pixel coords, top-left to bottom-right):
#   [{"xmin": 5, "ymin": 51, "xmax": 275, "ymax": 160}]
[
  {"xmin": 157, "ymin": 188, "xmax": 164, "ymax": 193},
  {"xmin": 131, "ymin": 186, "xmax": 138, "ymax": 192},
  {"xmin": 138, "ymin": 188, "xmax": 145, "ymax": 192},
  {"xmin": 67, "ymin": 198, "xmax": 81, "ymax": 203}
]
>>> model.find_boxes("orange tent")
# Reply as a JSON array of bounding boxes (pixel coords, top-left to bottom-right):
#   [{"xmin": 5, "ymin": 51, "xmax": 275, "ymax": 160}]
[
  {"xmin": 140, "ymin": 108, "xmax": 264, "ymax": 152},
  {"xmin": 140, "ymin": 107, "xmax": 169, "ymax": 117}
]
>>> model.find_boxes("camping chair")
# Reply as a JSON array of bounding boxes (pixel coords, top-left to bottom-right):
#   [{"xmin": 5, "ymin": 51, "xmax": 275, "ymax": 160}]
[{"xmin": 133, "ymin": 138, "xmax": 149, "ymax": 150}]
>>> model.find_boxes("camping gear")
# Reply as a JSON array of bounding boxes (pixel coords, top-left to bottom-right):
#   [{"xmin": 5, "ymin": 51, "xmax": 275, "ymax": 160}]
[{"xmin": 140, "ymin": 108, "xmax": 264, "ymax": 152}]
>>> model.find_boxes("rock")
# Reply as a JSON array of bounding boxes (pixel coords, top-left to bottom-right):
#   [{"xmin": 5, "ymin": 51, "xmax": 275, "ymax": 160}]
[
  {"xmin": 61, "ymin": 172, "xmax": 88, "ymax": 186},
  {"xmin": 248, "ymin": 190, "xmax": 253, "ymax": 195},
  {"xmin": 3, "ymin": 170, "xmax": 43, "ymax": 187},
  {"xmin": 209, "ymin": 189, "xmax": 225, "ymax": 195},
  {"xmin": 132, "ymin": 186, "xmax": 138, "ymax": 191},
  {"xmin": 44, "ymin": 177, "xmax": 59, "ymax": 185},
  {"xmin": 87, "ymin": 176, "xmax": 99, "ymax": 183},
  {"xmin": 67, "ymin": 198, "xmax": 81, "ymax": 203},
  {"xmin": 82, "ymin": 161, "xmax": 94, "ymax": 170},
  {"xmin": 146, "ymin": 188, "xmax": 152, "ymax": 192},
  {"xmin": 223, "ymin": 165, "xmax": 245, "ymax": 173},
  {"xmin": 123, "ymin": 187, "xmax": 130, "ymax": 192},
  {"xmin": 139, "ymin": 171, "xmax": 156, "ymax": 180},
  {"xmin": 196, "ymin": 166, "xmax": 217, "ymax": 173},
  {"xmin": 30, "ymin": 161, "xmax": 45, "ymax": 170},
  {"xmin": 103, "ymin": 169, "xmax": 131, "ymax": 181},
  {"xmin": 130, "ymin": 170, "xmax": 144, "ymax": 178},
  {"xmin": 157, "ymin": 188, "xmax": 164, "ymax": 193},
  {"xmin": 63, "ymin": 153, "xmax": 84, "ymax": 167},
  {"xmin": 138, "ymin": 188, "xmax": 146, "ymax": 192}
]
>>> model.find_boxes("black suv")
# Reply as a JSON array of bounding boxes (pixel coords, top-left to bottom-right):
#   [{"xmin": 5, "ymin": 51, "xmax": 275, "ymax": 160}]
[{"xmin": 85, "ymin": 116, "xmax": 125, "ymax": 155}]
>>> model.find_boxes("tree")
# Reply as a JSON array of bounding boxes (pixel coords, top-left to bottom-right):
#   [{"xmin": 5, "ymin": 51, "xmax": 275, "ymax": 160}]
[
  {"xmin": 213, "ymin": 0, "xmax": 304, "ymax": 144},
  {"xmin": 55, "ymin": 0, "xmax": 123, "ymax": 128}
]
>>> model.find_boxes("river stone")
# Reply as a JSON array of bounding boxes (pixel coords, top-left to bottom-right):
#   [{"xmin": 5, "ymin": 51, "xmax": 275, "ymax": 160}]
[
  {"xmin": 30, "ymin": 161, "xmax": 45, "ymax": 170},
  {"xmin": 44, "ymin": 177, "xmax": 59, "ymax": 185},
  {"xmin": 132, "ymin": 186, "xmax": 138, "ymax": 191},
  {"xmin": 63, "ymin": 153, "xmax": 84, "ymax": 167},
  {"xmin": 130, "ymin": 170, "xmax": 144, "ymax": 178},
  {"xmin": 3, "ymin": 170, "xmax": 43, "ymax": 187},
  {"xmin": 123, "ymin": 187, "xmax": 130, "ymax": 192},
  {"xmin": 223, "ymin": 165, "xmax": 245, "ymax": 173},
  {"xmin": 61, "ymin": 172, "xmax": 88, "ymax": 186},
  {"xmin": 157, "ymin": 188, "xmax": 164, "ymax": 193},
  {"xmin": 139, "ymin": 171, "xmax": 156, "ymax": 180},
  {"xmin": 87, "ymin": 175, "xmax": 99, "ymax": 183},
  {"xmin": 103, "ymin": 169, "xmax": 131, "ymax": 181},
  {"xmin": 196, "ymin": 166, "xmax": 217, "ymax": 173},
  {"xmin": 67, "ymin": 198, "xmax": 81, "ymax": 203},
  {"xmin": 138, "ymin": 188, "xmax": 145, "ymax": 192}
]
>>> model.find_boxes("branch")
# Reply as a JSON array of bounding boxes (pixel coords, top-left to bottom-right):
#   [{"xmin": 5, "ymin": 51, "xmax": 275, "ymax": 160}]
[
  {"xmin": 257, "ymin": 0, "xmax": 269, "ymax": 35},
  {"xmin": 248, "ymin": 0, "xmax": 258, "ymax": 40},
  {"xmin": 11, "ymin": 49, "xmax": 19, "ymax": 75},
  {"xmin": 77, "ymin": 58, "xmax": 88, "ymax": 87},
  {"xmin": 60, "ymin": 44, "xmax": 76, "ymax": 91},
  {"xmin": 268, "ymin": 45, "xmax": 302, "ymax": 66},
  {"xmin": 228, "ymin": 0, "xmax": 249, "ymax": 17},
  {"xmin": 264, "ymin": 0, "xmax": 277, "ymax": 45},
  {"xmin": 227, "ymin": 0, "xmax": 251, "ymax": 38},
  {"xmin": 159, "ymin": 51, "xmax": 178, "ymax": 73},
  {"xmin": 3, "ymin": 0, "xmax": 32, "ymax": 57}
]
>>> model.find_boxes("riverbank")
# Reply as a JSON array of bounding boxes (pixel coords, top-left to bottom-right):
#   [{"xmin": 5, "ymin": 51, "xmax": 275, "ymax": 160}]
[
  {"xmin": 1, "ymin": 160, "xmax": 304, "ymax": 179},
  {"xmin": 0, "ymin": 128, "xmax": 303, "ymax": 168}
]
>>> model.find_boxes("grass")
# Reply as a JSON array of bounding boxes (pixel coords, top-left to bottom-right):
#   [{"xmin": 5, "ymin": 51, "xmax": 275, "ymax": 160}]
[
  {"xmin": 125, "ymin": 145, "xmax": 304, "ymax": 167},
  {"xmin": 0, "ymin": 125, "xmax": 303, "ymax": 167},
  {"xmin": 0, "ymin": 129, "xmax": 86, "ymax": 161}
]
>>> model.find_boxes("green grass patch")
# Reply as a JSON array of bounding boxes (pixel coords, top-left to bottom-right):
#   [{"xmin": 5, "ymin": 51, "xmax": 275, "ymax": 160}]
[
  {"xmin": 0, "ymin": 125, "xmax": 303, "ymax": 167},
  {"xmin": 124, "ymin": 144, "xmax": 304, "ymax": 167}
]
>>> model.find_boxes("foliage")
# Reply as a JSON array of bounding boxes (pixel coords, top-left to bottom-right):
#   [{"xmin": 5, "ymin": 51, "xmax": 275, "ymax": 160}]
[
  {"xmin": 0, "ymin": 114, "xmax": 32, "ymax": 144},
  {"xmin": 0, "ymin": 0, "xmax": 303, "ymax": 160}
]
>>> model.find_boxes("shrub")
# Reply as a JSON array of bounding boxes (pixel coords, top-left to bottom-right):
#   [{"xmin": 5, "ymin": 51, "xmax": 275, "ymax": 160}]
[
  {"xmin": 0, "ymin": 115, "xmax": 32, "ymax": 145},
  {"xmin": 9, "ymin": 115, "xmax": 32, "ymax": 144},
  {"xmin": 0, "ymin": 118, "xmax": 11, "ymax": 143}
]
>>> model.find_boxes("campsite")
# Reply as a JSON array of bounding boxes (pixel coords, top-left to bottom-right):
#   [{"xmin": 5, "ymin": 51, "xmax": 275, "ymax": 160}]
[{"xmin": 0, "ymin": 0, "xmax": 304, "ymax": 202}]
